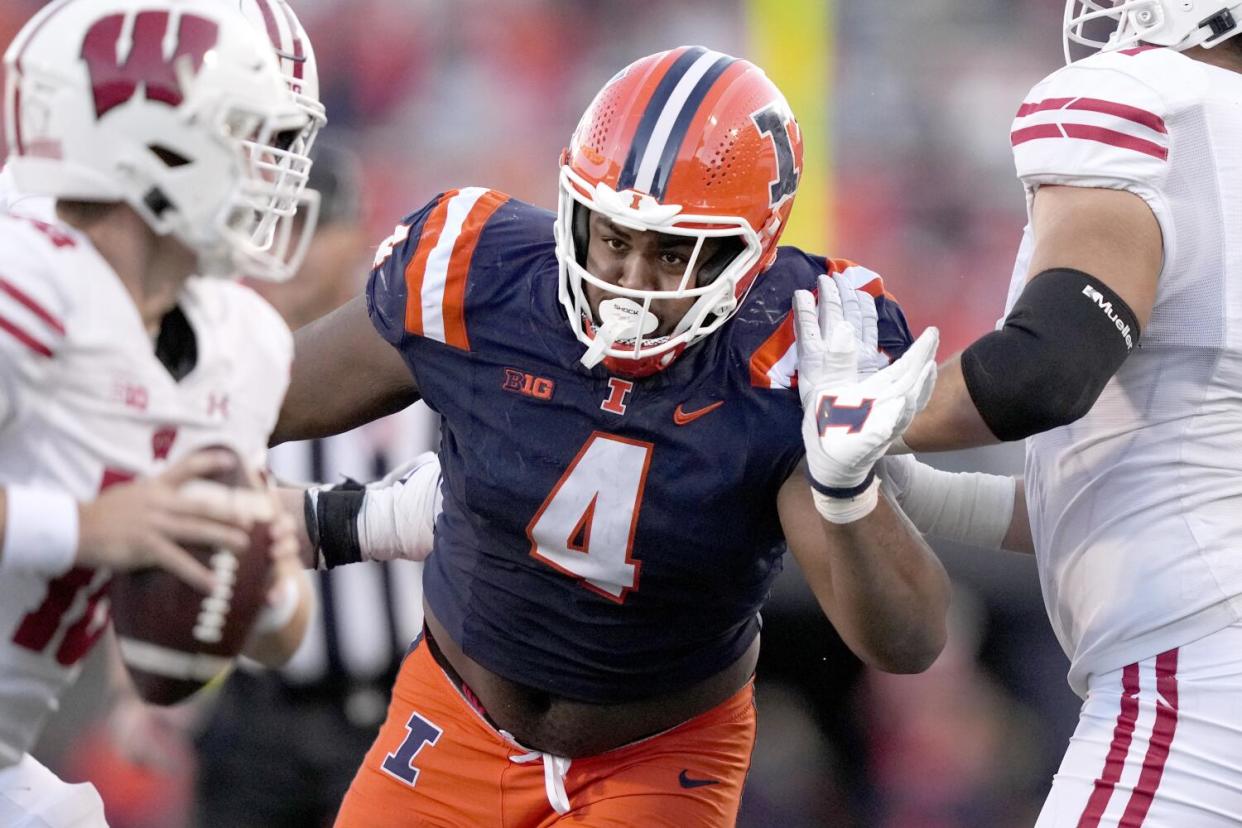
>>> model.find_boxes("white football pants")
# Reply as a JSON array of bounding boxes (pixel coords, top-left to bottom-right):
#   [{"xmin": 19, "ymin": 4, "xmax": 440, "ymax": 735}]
[
  {"xmin": 0, "ymin": 753, "xmax": 107, "ymax": 827},
  {"xmin": 1037, "ymin": 622, "xmax": 1242, "ymax": 827}
]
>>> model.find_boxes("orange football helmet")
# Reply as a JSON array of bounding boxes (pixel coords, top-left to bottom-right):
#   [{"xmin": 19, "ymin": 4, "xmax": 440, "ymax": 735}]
[{"xmin": 555, "ymin": 45, "xmax": 803, "ymax": 377}]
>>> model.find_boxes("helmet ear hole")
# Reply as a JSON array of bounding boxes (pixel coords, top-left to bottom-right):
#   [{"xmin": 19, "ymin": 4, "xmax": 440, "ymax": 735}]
[
  {"xmin": 571, "ymin": 203, "xmax": 591, "ymax": 267},
  {"xmin": 149, "ymin": 145, "xmax": 191, "ymax": 168},
  {"xmin": 697, "ymin": 236, "xmax": 745, "ymax": 285},
  {"xmin": 143, "ymin": 187, "xmax": 174, "ymax": 218}
]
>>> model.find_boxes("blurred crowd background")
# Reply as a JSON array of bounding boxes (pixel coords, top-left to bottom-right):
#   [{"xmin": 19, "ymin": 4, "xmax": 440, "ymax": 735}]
[{"xmin": 1, "ymin": 1, "xmax": 1086, "ymax": 826}]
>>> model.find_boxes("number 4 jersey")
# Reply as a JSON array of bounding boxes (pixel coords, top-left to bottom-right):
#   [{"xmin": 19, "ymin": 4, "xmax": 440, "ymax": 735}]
[
  {"xmin": 0, "ymin": 210, "xmax": 292, "ymax": 764},
  {"xmin": 367, "ymin": 189, "xmax": 914, "ymax": 703}
]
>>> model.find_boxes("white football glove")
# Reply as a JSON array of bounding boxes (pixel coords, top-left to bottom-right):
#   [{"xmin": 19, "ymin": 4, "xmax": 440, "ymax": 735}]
[
  {"xmin": 830, "ymin": 275, "xmax": 889, "ymax": 376},
  {"xmin": 794, "ymin": 275, "xmax": 939, "ymax": 523}
]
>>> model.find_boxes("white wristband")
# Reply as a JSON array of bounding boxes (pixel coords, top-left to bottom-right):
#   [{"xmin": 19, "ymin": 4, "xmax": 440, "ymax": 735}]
[
  {"xmin": 358, "ymin": 453, "xmax": 442, "ymax": 563},
  {"xmin": 810, "ymin": 477, "xmax": 880, "ymax": 525},
  {"xmin": 253, "ymin": 574, "xmax": 301, "ymax": 636},
  {"xmin": 1, "ymin": 486, "xmax": 79, "ymax": 576},
  {"xmin": 878, "ymin": 455, "xmax": 1016, "ymax": 549}
]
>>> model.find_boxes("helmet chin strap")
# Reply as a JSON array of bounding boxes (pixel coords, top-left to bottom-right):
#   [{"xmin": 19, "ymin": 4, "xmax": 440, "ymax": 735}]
[{"xmin": 580, "ymin": 297, "xmax": 660, "ymax": 369}]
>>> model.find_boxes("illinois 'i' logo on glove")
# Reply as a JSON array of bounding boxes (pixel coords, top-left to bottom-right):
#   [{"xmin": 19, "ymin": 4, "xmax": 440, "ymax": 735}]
[{"xmin": 815, "ymin": 397, "xmax": 875, "ymax": 436}]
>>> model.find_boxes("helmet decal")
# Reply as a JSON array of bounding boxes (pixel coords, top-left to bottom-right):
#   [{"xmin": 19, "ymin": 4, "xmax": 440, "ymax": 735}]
[
  {"xmin": 751, "ymin": 104, "xmax": 799, "ymax": 206},
  {"xmin": 82, "ymin": 12, "xmax": 219, "ymax": 118},
  {"xmin": 617, "ymin": 47, "xmax": 736, "ymax": 199}
]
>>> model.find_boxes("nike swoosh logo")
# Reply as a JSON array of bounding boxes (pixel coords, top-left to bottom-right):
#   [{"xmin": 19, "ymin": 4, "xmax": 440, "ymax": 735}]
[
  {"xmin": 678, "ymin": 769, "xmax": 720, "ymax": 789},
  {"xmin": 673, "ymin": 400, "xmax": 724, "ymax": 425}
]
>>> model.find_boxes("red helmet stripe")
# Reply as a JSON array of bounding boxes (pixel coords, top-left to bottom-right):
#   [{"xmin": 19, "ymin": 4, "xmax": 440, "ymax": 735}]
[{"xmin": 273, "ymin": 0, "xmax": 306, "ymax": 81}]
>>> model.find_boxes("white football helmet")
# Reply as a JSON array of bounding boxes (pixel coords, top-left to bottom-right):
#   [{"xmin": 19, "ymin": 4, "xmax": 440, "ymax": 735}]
[
  {"xmin": 3, "ymin": 0, "xmax": 318, "ymax": 281},
  {"xmin": 232, "ymin": 0, "xmax": 325, "ymax": 252},
  {"xmin": 1064, "ymin": 1, "xmax": 1242, "ymax": 62}
]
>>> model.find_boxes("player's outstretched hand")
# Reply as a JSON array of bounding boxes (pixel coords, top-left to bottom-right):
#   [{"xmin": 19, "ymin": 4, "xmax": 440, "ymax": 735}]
[
  {"xmin": 793, "ymin": 273, "xmax": 861, "ymax": 412},
  {"xmin": 76, "ymin": 449, "xmax": 265, "ymax": 593},
  {"xmin": 794, "ymin": 277, "xmax": 939, "ymax": 522},
  {"xmin": 827, "ymin": 273, "xmax": 888, "ymax": 376}
]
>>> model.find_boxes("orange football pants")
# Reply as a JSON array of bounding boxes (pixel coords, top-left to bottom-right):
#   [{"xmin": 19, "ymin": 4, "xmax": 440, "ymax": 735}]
[{"xmin": 334, "ymin": 636, "xmax": 756, "ymax": 827}]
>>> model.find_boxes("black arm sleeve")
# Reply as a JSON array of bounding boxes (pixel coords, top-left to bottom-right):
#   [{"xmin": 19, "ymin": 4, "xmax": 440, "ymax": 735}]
[{"xmin": 961, "ymin": 267, "xmax": 1140, "ymax": 442}]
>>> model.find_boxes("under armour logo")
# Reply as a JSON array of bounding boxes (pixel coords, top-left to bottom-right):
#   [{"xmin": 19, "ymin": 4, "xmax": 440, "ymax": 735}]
[
  {"xmin": 815, "ymin": 396, "xmax": 874, "ymax": 436},
  {"xmin": 207, "ymin": 392, "xmax": 229, "ymax": 418}
]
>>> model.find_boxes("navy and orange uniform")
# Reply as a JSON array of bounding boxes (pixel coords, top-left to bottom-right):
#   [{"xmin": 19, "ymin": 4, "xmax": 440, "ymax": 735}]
[{"xmin": 365, "ymin": 187, "xmax": 915, "ymax": 704}]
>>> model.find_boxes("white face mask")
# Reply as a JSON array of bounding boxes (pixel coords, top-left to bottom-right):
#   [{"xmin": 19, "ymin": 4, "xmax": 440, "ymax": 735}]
[{"xmin": 555, "ymin": 167, "xmax": 762, "ymax": 372}]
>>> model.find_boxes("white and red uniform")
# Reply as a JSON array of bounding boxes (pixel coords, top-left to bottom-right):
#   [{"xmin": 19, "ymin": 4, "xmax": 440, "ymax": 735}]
[
  {"xmin": 0, "ymin": 209, "xmax": 291, "ymax": 824},
  {"xmin": 1006, "ymin": 46, "xmax": 1242, "ymax": 826}
]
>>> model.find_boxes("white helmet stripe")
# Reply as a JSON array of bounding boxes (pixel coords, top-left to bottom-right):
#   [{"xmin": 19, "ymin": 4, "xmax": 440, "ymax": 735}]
[{"xmin": 632, "ymin": 49, "xmax": 727, "ymax": 194}]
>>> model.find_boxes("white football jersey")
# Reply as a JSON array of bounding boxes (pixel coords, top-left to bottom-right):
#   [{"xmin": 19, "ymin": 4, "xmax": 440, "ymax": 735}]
[
  {"xmin": 1005, "ymin": 47, "xmax": 1242, "ymax": 696},
  {"xmin": 0, "ymin": 210, "xmax": 292, "ymax": 764}
]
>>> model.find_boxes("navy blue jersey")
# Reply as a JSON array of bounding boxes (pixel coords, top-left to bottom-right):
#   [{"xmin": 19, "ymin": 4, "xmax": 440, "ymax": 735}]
[{"xmin": 367, "ymin": 187, "xmax": 914, "ymax": 703}]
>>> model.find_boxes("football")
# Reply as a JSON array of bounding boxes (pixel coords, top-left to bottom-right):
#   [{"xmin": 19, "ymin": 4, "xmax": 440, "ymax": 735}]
[{"xmin": 110, "ymin": 448, "xmax": 274, "ymax": 705}]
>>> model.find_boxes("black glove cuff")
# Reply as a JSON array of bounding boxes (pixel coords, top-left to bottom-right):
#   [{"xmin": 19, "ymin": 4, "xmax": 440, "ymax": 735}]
[
  {"xmin": 806, "ymin": 467, "xmax": 877, "ymax": 499},
  {"xmin": 315, "ymin": 477, "xmax": 366, "ymax": 570}
]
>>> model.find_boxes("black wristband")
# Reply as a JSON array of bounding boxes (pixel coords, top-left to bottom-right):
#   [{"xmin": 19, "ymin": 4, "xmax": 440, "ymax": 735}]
[
  {"xmin": 316, "ymin": 478, "xmax": 366, "ymax": 569},
  {"xmin": 806, "ymin": 467, "xmax": 877, "ymax": 499},
  {"xmin": 962, "ymin": 267, "xmax": 1140, "ymax": 441}
]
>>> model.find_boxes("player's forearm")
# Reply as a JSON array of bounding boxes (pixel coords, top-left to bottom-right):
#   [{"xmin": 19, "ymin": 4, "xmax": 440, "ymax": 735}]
[
  {"xmin": 783, "ymin": 477, "xmax": 950, "ymax": 673},
  {"xmin": 242, "ymin": 569, "xmax": 314, "ymax": 667},
  {"xmin": 813, "ymin": 496, "xmax": 951, "ymax": 673},
  {"xmin": 274, "ymin": 486, "xmax": 316, "ymax": 568},
  {"xmin": 1002, "ymin": 479, "xmax": 1034, "ymax": 554},
  {"xmin": 273, "ymin": 296, "xmax": 420, "ymax": 446},
  {"xmin": 902, "ymin": 355, "xmax": 999, "ymax": 453}
]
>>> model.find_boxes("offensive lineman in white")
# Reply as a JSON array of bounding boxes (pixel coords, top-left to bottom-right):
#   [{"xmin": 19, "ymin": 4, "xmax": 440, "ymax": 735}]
[
  {"xmin": 0, "ymin": 0, "xmax": 321, "ymax": 824},
  {"xmin": 884, "ymin": 1, "xmax": 1242, "ymax": 825}
]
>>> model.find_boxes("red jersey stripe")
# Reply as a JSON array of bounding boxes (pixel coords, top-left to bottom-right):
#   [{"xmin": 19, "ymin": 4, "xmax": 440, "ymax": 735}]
[
  {"xmin": 0, "ymin": 312, "xmax": 53, "ymax": 358},
  {"xmin": 0, "ymin": 277, "xmax": 65, "ymax": 335},
  {"xmin": 440, "ymin": 190, "xmax": 507, "ymax": 351},
  {"xmin": 827, "ymin": 258, "xmax": 891, "ymax": 300},
  {"xmin": 1012, "ymin": 123, "xmax": 1064, "ymax": 146},
  {"xmin": 1118, "ymin": 649, "xmax": 1180, "ymax": 827},
  {"xmin": 1015, "ymin": 97, "xmax": 1076, "ymax": 118},
  {"xmin": 1016, "ymin": 97, "xmax": 1166, "ymax": 135},
  {"xmin": 1011, "ymin": 123, "xmax": 1168, "ymax": 160},
  {"xmin": 403, "ymin": 191, "xmax": 458, "ymax": 337},
  {"xmin": 1063, "ymin": 123, "xmax": 1168, "ymax": 160},
  {"xmin": 749, "ymin": 314, "xmax": 795, "ymax": 388},
  {"xmin": 1077, "ymin": 662, "xmax": 1141, "ymax": 828}
]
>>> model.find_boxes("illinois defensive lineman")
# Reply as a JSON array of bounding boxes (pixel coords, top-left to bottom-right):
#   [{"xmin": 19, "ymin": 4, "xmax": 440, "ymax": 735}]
[
  {"xmin": 894, "ymin": 2, "xmax": 1242, "ymax": 825},
  {"xmin": 0, "ymin": 0, "xmax": 319, "ymax": 824},
  {"xmin": 280, "ymin": 47, "xmax": 950, "ymax": 825}
]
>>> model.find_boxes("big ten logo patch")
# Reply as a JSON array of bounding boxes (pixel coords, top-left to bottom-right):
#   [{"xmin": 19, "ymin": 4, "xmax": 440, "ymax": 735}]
[
  {"xmin": 502, "ymin": 368, "xmax": 555, "ymax": 401},
  {"xmin": 112, "ymin": 380, "xmax": 149, "ymax": 412}
]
